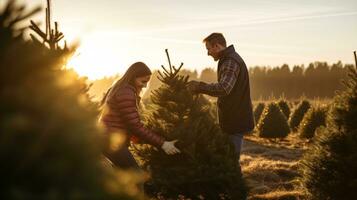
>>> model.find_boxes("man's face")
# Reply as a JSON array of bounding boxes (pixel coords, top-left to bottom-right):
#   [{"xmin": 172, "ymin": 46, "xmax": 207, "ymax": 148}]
[{"xmin": 205, "ymin": 42, "xmax": 221, "ymax": 61}]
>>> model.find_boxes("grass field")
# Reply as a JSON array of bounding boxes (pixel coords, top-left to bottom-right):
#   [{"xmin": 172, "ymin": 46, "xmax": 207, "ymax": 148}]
[{"xmin": 242, "ymin": 133, "xmax": 308, "ymax": 200}]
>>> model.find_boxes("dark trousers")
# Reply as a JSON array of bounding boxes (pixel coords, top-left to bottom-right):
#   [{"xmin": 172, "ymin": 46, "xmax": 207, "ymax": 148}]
[
  {"xmin": 229, "ymin": 132, "xmax": 245, "ymax": 164},
  {"xmin": 104, "ymin": 144, "xmax": 145, "ymax": 194},
  {"xmin": 105, "ymin": 144, "xmax": 140, "ymax": 170}
]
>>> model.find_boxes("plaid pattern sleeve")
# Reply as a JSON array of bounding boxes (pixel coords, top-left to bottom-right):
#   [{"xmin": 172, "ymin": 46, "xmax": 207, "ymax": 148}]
[{"xmin": 198, "ymin": 58, "xmax": 239, "ymax": 97}]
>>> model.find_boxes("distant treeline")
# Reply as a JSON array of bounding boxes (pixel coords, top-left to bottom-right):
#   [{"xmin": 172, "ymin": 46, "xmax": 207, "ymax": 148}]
[
  {"xmin": 249, "ymin": 61, "xmax": 352, "ymax": 100},
  {"xmin": 89, "ymin": 61, "xmax": 353, "ymax": 101}
]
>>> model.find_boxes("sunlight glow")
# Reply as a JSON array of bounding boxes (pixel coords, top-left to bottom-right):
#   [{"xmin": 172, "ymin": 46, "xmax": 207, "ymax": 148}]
[{"xmin": 67, "ymin": 32, "xmax": 127, "ymax": 80}]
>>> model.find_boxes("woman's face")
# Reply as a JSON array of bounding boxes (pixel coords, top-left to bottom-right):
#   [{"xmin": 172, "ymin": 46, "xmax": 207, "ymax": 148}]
[{"xmin": 134, "ymin": 75, "xmax": 151, "ymax": 93}]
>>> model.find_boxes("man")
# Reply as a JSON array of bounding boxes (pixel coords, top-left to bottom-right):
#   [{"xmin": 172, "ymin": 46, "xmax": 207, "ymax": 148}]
[{"xmin": 187, "ymin": 33, "xmax": 254, "ymax": 162}]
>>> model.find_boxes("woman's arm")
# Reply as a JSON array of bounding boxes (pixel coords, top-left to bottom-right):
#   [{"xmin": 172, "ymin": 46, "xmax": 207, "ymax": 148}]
[{"xmin": 115, "ymin": 86, "xmax": 165, "ymax": 147}]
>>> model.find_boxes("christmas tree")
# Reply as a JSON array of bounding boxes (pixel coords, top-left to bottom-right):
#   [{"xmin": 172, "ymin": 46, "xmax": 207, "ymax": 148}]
[
  {"xmin": 0, "ymin": 1, "xmax": 141, "ymax": 199},
  {"xmin": 300, "ymin": 64, "xmax": 357, "ymax": 199},
  {"xmin": 256, "ymin": 102, "xmax": 290, "ymax": 138},
  {"xmin": 289, "ymin": 100, "xmax": 311, "ymax": 131},
  {"xmin": 254, "ymin": 102, "xmax": 265, "ymax": 124},
  {"xmin": 134, "ymin": 50, "xmax": 247, "ymax": 199},
  {"xmin": 277, "ymin": 99, "xmax": 291, "ymax": 119},
  {"xmin": 298, "ymin": 106, "xmax": 327, "ymax": 139}
]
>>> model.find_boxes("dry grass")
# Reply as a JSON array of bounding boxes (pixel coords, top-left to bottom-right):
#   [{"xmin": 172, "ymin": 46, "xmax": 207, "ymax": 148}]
[
  {"xmin": 242, "ymin": 133, "xmax": 307, "ymax": 200},
  {"xmin": 141, "ymin": 132, "xmax": 309, "ymax": 199},
  {"xmin": 251, "ymin": 190, "xmax": 305, "ymax": 200}
]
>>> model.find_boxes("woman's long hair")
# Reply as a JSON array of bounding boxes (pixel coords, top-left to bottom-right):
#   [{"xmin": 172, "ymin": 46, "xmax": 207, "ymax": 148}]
[{"xmin": 101, "ymin": 62, "xmax": 152, "ymax": 106}]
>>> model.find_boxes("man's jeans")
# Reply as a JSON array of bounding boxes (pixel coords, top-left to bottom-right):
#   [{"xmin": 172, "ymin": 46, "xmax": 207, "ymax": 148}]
[{"xmin": 229, "ymin": 132, "xmax": 245, "ymax": 164}]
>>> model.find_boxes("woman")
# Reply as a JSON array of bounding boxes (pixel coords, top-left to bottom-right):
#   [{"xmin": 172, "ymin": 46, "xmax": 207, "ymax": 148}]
[{"xmin": 100, "ymin": 62, "xmax": 180, "ymax": 170}]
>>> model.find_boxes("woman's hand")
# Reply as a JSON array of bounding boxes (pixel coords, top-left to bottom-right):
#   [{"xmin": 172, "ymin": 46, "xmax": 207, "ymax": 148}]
[{"xmin": 161, "ymin": 140, "xmax": 181, "ymax": 155}]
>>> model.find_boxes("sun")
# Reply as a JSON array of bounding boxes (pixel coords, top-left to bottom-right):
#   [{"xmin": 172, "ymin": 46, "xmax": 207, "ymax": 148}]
[{"xmin": 67, "ymin": 33, "xmax": 127, "ymax": 80}]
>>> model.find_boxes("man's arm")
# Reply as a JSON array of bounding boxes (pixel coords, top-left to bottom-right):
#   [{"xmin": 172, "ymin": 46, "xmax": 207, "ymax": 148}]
[{"xmin": 198, "ymin": 59, "xmax": 240, "ymax": 97}]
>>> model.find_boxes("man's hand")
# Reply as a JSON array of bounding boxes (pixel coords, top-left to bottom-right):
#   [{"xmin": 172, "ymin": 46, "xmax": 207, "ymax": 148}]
[
  {"xmin": 187, "ymin": 81, "xmax": 201, "ymax": 93},
  {"xmin": 161, "ymin": 140, "xmax": 181, "ymax": 155}
]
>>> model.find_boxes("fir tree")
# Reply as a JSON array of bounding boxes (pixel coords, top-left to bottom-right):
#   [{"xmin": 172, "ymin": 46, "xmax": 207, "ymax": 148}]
[
  {"xmin": 277, "ymin": 99, "xmax": 291, "ymax": 119},
  {"xmin": 300, "ymin": 64, "xmax": 357, "ymax": 199},
  {"xmin": 298, "ymin": 106, "xmax": 327, "ymax": 139},
  {"xmin": 256, "ymin": 102, "xmax": 290, "ymax": 138},
  {"xmin": 0, "ymin": 1, "xmax": 141, "ymax": 199},
  {"xmin": 135, "ymin": 50, "xmax": 247, "ymax": 199},
  {"xmin": 254, "ymin": 102, "xmax": 265, "ymax": 124},
  {"xmin": 289, "ymin": 100, "xmax": 311, "ymax": 131}
]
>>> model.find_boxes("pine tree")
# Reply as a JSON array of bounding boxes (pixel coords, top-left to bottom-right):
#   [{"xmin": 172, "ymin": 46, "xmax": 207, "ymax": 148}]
[
  {"xmin": 289, "ymin": 100, "xmax": 311, "ymax": 131},
  {"xmin": 256, "ymin": 102, "xmax": 290, "ymax": 138},
  {"xmin": 134, "ymin": 50, "xmax": 247, "ymax": 199},
  {"xmin": 300, "ymin": 64, "xmax": 357, "ymax": 199},
  {"xmin": 277, "ymin": 99, "xmax": 291, "ymax": 119},
  {"xmin": 0, "ymin": 1, "xmax": 141, "ymax": 199},
  {"xmin": 254, "ymin": 102, "xmax": 265, "ymax": 124},
  {"xmin": 298, "ymin": 106, "xmax": 327, "ymax": 139}
]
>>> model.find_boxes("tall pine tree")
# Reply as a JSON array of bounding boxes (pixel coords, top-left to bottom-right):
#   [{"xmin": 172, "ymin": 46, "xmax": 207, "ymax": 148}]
[
  {"xmin": 0, "ymin": 1, "xmax": 141, "ymax": 199},
  {"xmin": 135, "ymin": 50, "xmax": 247, "ymax": 199},
  {"xmin": 300, "ymin": 64, "xmax": 357, "ymax": 199}
]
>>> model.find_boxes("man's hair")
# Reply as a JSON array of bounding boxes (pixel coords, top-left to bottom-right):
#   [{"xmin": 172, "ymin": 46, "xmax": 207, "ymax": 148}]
[{"xmin": 203, "ymin": 32, "xmax": 226, "ymax": 47}]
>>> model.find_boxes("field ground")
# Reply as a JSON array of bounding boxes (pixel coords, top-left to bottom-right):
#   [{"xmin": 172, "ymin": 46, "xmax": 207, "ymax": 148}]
[
  {"xmin": 144, "ymin": 132, "xmax": 310, "ymax": 200},
  {"xmin": 242, "ymin": 133, "xmax": 309, "ymax": 200}
]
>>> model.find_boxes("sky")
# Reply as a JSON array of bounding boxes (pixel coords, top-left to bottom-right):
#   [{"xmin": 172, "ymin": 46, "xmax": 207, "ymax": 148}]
[{"xmin": 8, "ymin": 0, "xmax": 357, "ymax": 79}]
